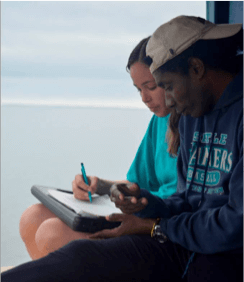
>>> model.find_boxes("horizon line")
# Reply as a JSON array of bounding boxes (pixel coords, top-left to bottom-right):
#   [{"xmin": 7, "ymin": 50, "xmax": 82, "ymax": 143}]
[{"xmin": 1, "ymin": 99, "xmax": 147, "ymax": 110}]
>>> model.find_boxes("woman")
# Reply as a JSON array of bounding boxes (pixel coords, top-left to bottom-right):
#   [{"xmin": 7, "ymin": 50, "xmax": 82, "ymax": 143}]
[{"xmin": 19, "ymin": 37, "xmax": 180, "ymax": 260}]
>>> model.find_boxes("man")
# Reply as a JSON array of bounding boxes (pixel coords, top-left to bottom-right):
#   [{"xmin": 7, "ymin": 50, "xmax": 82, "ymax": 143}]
[
  {"xmin": 135, "ymin": 16, "xmax": 243, "ymax": 255},
  {"xmin": 2, "ymin": 16, "xmax": 243, "ymax": 282},
  {"xmin": 102, "ymin": 15, "xmax": 243, "ymax": 280}
]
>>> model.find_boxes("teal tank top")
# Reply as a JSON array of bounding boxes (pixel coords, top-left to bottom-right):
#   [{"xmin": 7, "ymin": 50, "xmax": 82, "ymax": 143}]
[{"xmin": 127, "ymin": 115, "xmax": 177, "ymax": 199}]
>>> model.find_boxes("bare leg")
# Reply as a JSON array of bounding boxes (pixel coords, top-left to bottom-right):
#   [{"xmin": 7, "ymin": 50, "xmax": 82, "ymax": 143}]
[
  {"xmin": 20, "ymin": 204, "xmax": 91, "ymax": 260},
  {"xmin": 19, "ymin": 204, "xmax": 57, "ymax": 260},
  {"xmin": 35, "ymin": 217, "xmax": 91, "ymax": 257}
]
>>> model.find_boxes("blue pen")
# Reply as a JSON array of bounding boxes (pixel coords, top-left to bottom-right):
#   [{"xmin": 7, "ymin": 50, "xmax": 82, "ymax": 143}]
[{"xmin": 81, "ymin": 163, "xmax": 92, "ymax": 203}]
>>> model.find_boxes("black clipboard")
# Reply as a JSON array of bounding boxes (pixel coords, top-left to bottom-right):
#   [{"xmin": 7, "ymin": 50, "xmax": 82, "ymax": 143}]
[{"xmin": 31, "ymin": 185, "xmax": 121, "ymax": 232}]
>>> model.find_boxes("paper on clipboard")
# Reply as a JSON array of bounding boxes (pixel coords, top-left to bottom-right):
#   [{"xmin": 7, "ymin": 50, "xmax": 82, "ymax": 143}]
[{"xmin": 48, "ymin": 190, "xmax": 122, "ymax": 217}]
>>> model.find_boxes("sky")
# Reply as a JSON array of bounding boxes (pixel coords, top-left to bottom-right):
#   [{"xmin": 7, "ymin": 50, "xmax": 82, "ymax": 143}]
[{"xmin": 1, "ymin": 1, "xmax": 206, "ymax": 108}]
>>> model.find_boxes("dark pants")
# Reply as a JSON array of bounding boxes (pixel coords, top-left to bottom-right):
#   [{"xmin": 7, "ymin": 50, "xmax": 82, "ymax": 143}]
[{"xmin": 2, "ymin": 235, "xmax": 243, "ymax": 282}]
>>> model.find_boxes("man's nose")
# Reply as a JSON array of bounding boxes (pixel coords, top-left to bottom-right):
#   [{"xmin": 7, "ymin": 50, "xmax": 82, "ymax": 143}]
[{"xmin": 165, "ymin": 92, "xmax": 175, "ymax": 109}]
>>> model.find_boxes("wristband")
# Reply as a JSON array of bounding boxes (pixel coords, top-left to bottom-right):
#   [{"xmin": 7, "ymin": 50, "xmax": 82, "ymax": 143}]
[
  {"xmin": 151, "ymin": 218, "xmax": 161, "ymax": 237},
  {"xmin": 151, "ymin": 218, "xmax": 168, "ymax": 243}
]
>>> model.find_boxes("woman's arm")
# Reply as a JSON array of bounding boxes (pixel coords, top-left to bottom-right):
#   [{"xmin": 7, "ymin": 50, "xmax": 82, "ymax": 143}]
[{"xmin": 72, "ymin": 174, "xmax": 129, "ymax": 201}]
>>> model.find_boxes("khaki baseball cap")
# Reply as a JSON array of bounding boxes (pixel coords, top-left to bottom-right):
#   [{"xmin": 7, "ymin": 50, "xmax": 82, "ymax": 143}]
[{"xmin": 147, "ymin": 15, "xmax": 243, "ymax": 73}]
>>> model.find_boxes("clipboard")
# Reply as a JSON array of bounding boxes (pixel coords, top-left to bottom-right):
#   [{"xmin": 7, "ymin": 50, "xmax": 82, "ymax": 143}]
[{"xmin": 31, "ymin": 185, "xmax": 121, "ymax": 233}]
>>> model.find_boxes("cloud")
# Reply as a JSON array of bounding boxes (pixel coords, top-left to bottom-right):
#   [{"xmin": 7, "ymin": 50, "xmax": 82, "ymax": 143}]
[{"xmin": 2, "ymin": 1, "xmax": 206, "ymax": 100}]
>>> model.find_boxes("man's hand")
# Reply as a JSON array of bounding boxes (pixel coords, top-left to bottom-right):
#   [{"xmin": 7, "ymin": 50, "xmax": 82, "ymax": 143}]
[
  {"xmin": 89, "ymin": 214, "xmax": 155, "ymax": 239},
  {"xmin": 110, "ymin": 183, "xmax": 148, "ymax": 214}
]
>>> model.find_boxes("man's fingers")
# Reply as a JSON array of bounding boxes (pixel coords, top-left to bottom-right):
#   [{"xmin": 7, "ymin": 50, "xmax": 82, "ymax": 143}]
[
  {"xmin": 117, "ymin": 199, "xmax": 148, "ymax": 214},
  {"xmin": 89, "ymin": 230, "xmax": 109, "ymax": 239},
  {"xmin": 141, "ymin": 197, "xmax": 148, "ymax": 205},
  {"xmin": 106, "ymin": 213, "xmax": 125, "ymax": 222},
  {"xmin": 116, "ymin": 206, "xmax": 142, "ymax": 214},
  {"xmin": 110, "ymin": 195, "xmax": 124, "ymax": 203},
  {"xmin": 90, "ymin": 213, "xmax": 128, "ymax": 239},
  {"xmin": 110, "ymin": 183, "xmax": 147, "ymax": 214},
  {"xmin": 117, "ymin": 183, "xmax": 140, "ymax": 197},
  {"xmin": 90, "ymin": 214, "xmax": 129, "ymax": 239},
  {"xmin": 128, "ymin": 183, "xmax": 140, "ymax": 192},
  {"xmin": 110, "ymin": 187, "xmax": 124, "ymax": 201},
  {"xmin": 111, "ymin": 196, "xmax": 133, "ymax": 205},
  {"xmin": 89, "ymin": 227, "xmax": 120, "ymax": 239},
  {"xmin": 119, "ymin": 205, "xmax": 145, "ymax": 214},
  {"xmin": 114, "ymin": 197, "xmax": 148, "ymax": 209},
  {"xmin": 130, "ymin": 197, "xmax": 138, "ymax": 204}
]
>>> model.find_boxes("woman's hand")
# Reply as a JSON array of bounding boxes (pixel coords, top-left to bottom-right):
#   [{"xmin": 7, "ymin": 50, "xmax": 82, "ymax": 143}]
[
  {"xmin": 89, "ymin": 214, "xmax": 155, "ymax": 239},
  {"xmin": 72, "ymin": 174, "xmax": 99, "ymax": 201},
  {"xmin": 110, "ymin": 183, "xmax": 148, "ymax": 214}
]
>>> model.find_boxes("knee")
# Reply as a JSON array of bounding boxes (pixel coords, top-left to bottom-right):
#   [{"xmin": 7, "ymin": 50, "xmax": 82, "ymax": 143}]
[
  {"xmin": 35, "ymin": 218, "xmax": 67, "ymax": 254},
  {"xmin": 19, "ymin": 203, "xmax": 51, "ymax": 242}
]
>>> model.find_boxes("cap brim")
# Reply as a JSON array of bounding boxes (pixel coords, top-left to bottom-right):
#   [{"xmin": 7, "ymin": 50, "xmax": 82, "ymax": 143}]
[{"xmin": 202, "ymin": 23, "xmax": 242, "ymax": 40}]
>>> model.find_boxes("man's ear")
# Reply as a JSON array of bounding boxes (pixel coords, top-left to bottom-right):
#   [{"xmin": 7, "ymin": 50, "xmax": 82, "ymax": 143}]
[{"xmin": 188, "ymin": 57, "xmax": 205, "ymax": 79}]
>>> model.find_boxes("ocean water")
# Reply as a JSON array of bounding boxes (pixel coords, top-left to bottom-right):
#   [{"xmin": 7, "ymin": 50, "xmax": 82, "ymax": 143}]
[{"xmin": 1, "ymin": 104, "xmax": 152, "ymax": 267}]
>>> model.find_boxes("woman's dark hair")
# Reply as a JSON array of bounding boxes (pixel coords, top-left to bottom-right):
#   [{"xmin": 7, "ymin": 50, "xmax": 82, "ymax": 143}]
[
  {"xmin": 126, "ymin": 37, "xmax": 151, "ymax": 71},
  {"xmin": 158, "ymin": 29, "xmax": 243, "ymax": 75},
  {"xmin": 127, "ymin": 37, "xmax": 181, "ymax": 157},
  {"xmin": 166, "ymin": 109, "xmax": 181, "ymax": 157}
]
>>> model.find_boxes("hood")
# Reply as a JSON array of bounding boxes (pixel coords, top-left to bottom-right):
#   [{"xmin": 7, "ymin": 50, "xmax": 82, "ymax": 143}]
[{"xmin": 212, "ymin": 68, "xmax": 243, "ymax": 111}]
